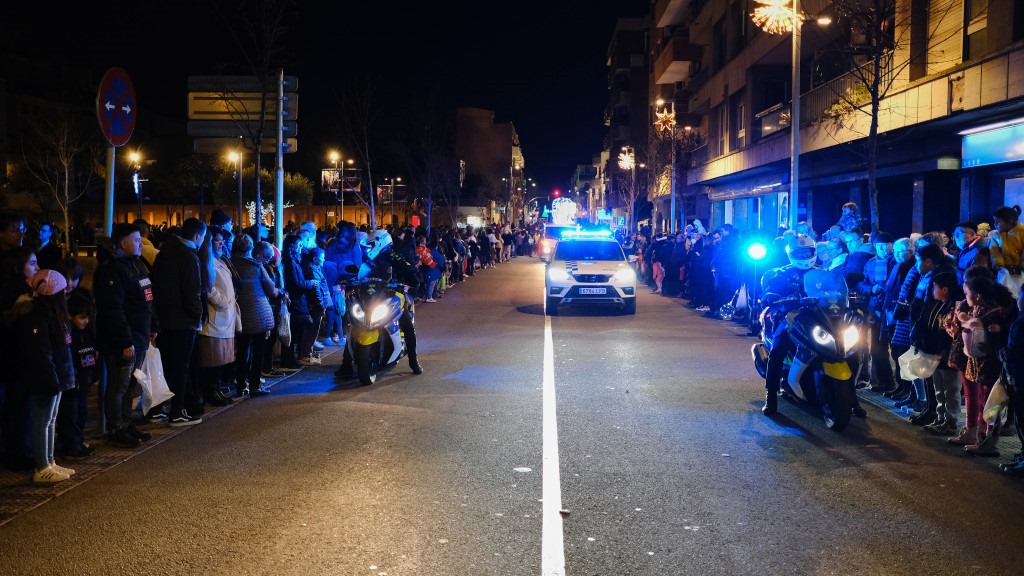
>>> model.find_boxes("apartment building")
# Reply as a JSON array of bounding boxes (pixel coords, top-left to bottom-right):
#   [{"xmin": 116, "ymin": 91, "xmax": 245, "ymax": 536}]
[{"xmin": 649, "ymin": 0, "xmax": 1024, "ymax": 236}]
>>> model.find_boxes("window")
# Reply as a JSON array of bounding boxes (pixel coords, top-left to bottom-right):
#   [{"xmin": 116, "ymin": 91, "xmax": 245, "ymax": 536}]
[
  {"xmin": 965, "ymin": 0, "xmax": 989, "ymax": 59},
  {"xmin": 717, "ymin": 106, "xmax": 728, "ymax": 156}
]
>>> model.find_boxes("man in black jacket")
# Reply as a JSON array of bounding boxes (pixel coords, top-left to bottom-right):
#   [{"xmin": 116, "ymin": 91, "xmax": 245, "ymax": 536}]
[
  {"xmin": 94, "ymin": 223, "xmax": 159, "ymax": 446},
  {"xmin": 151, "ymin": 218, "xmax": 207, "ymax": 427}
]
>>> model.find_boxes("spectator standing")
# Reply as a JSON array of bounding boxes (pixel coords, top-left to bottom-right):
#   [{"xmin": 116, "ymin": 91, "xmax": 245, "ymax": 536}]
[
  {"xmin": 990, "ymin": 205, "xmax": 1024, "ymax": 298},
  {"xmin": 231, "ymin": 233, "xmax": 277, "ymax": 397},
  {"xmin": 416, "ymin": 236, "xmax": 441, "ymax": 302},
  {"xmin": 281, "ymin": 227, "xmax": 316, "ymax": 370},
  {"xmin": 196, "ymin": 227, "xmax": 238, "ymax": 406},
  {"xmin": 93, "ymin": 223, "xmax": 157, "ymax": 448},
  {"xmin": 997, "ymin": 287, "xmax": 1024, "ymax": 474},
  {"xmin": 953, "ymin": 221, "xmax": 990, "ymax": 285},
  {"xmin": 151, "ymin": 218, "xmax": 207, "ymax": 427},
  {"xmin": 57, "ymin": 291, "xmax": 99, "ymax": 459},
  {"xmin": 856, "ymin": 233, "xmax": 896, "ymax": 391},
  {"xmin": 133, "ymin": 218, "xmax": 159, "ymax": 268},
  {"xmin": 255, "ymin": 241, "xmax": 289, "ymax": 376},
  {"xmin": 918, "ymin": 272, "xmax": 964, "ymax": 435},
  {"xmin": 712, "ymin": 225, "xmax": 742, "ymax": 311},
  {"xmin": 299, "ymin": 246, "xmax": 331, "ymax": 364},
  {"xmin": 881, "ymin": 238, "xmax": 919, "ymax": 401},
  {"xmin": 1, "ymin": 230, "xmax": 36, "ymax": 471},
  {"xmin": 35, "ymin": 222, "xmax": 62, "ymax": 270}
]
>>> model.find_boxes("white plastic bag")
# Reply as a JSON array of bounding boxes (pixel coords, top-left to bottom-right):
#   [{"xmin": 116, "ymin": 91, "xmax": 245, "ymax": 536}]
[
  {"xmin": 138, "ymin": 346, "xmax": 174, "ymax": 415},
  {"xmin": 898, "ymin": 347, "xmax": 941, "ymax": 380},
  {"xmin": 278, "ymin": 305, "xmax": 292, "ymax": 347}
]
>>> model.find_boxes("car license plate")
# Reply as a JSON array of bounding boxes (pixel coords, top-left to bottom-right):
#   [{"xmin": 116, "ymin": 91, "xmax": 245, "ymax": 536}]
[{"xmin": 579, "ymin": 287, "xmax": 606, "ymax": 295}]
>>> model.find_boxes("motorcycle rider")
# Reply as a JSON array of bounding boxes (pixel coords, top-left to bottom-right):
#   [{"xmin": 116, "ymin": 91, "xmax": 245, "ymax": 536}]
[
  {"xmin": 759, "ymin": 234, "xmax": 867, "ymax": 418},
  {"xmin": 334, "ymin": 229, "xmax": 423, "ymax": 378}
]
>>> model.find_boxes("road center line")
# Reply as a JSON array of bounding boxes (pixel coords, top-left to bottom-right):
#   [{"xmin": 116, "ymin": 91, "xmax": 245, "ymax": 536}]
[{"xmin": 541, "ymin": 315, "xmax": 566, "ymax": 576}]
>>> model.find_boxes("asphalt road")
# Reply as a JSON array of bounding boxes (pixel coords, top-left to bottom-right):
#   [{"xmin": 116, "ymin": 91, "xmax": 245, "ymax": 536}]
[{"xmin": 1, "ymin": 257, "xmax": 1023, "ymax": 576}]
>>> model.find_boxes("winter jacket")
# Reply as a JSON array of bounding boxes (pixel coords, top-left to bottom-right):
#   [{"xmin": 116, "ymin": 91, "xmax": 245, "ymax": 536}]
[
  {"xmin": 198, "ymin": 257, "xmax": 239, "ymax": 339},
  {"xmin": 857, "ymin": 255, "xmax": 895, "ymax": 317},
  {"xmin": 890, "ymin": 266, "xmax": 922, "ymax": 348},
  {"xmin": 93, "ymin": 251, "xmax": 157, "ymax": 354},
  {"xmin": 956, "ymin": 238, "xmax": 991, "ymax": 284},
  {"xmin": 999, "ymin": 310, "xmax": 1024, "ymax": 388},
  {"xmin": 151, "ymin": 234, "xmax": 204, "ymax": 331},
  {"xmin": 302, "ymin": 259, "xmax": 331, "ymax": 317},
  {"xmin": 283, "ymin": 234, "xmax": 315, "ymax": 318},
  {"xmin": 11, "ymin": 295, "xmax": 75, "ymax": 396},
  {"xmin": 990, "ymin": 222, "xmax": 1024, "ymax": 271},
  {"xmin": 232, "ymin": 255, "xmax": 276, "ymax": 335}
]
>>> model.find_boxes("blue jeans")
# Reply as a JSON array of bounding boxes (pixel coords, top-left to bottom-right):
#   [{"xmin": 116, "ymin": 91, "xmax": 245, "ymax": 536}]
[{"xmin": 30, "ymin": 393, "xmax": 61, "ymax": 470}]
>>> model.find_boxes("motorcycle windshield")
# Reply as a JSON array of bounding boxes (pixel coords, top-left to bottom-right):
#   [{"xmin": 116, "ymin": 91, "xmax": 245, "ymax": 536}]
[{"xmin": 803, "ymin": 268, "xmax": 849, "ymax": 313}]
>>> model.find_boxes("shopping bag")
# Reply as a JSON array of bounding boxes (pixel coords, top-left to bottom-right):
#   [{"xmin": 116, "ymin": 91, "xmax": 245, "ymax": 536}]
[
  {"xmin": 898, "ymin": 347, "xmax": 941, "ymax": 380},
  {"xmin": 982, "ymin": 375, "xmax": 1010, "ymax": 425},
  {"xmin": 734, "ymin": 283, "xmax": 749, "ymax": 311},
  {"xmin": 138, "ymin": 346, "xmax": 174, "ymax": 415},
  {"xmin": 962, "ymin": 318, "xmax": 988, "ymax": 359},
  {"xmin": 997, "ymin": 267, "xmax": 1023, "ymax": 299},
  {"xmin": 278, "ymin": 305, "xmax": 292, "ymax": 347}
]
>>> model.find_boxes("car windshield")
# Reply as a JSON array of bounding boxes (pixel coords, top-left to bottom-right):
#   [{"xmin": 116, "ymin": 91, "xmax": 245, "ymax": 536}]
[{"xmin": 555, "ymin": 241, "xmax": 625, "ymax": 261}]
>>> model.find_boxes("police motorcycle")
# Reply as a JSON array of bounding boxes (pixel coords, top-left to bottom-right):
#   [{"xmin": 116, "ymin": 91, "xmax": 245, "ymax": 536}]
[
  {"xmin": 342, "ymin": 230, "xmax": 419, "ymax": 386},
  {"xmin": 751, "ymin": 265, "xmax": 864, "ymax": 432}
]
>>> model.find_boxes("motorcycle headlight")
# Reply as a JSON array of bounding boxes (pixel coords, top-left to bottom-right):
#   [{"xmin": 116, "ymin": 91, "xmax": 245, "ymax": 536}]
[
  {"xmin": 370, "ymin": 303, "xmax": 392, "ymax": 324},
  {"xmin": 548, "ymin": 267, "xmax": 572, "ymax": 282},
  {"xmin": 812, "ymin": 325, "xmax": 836, "ymax": 352},
  {"xmin": 842, "ymin": 325, "xmax": 860, "ymax": 352},
  {"xmin": 612, "ymin": 267, "xmax": 636, "ymax": 283},
  {"xmin": 350, "ymin": 302, "xmax": 365, "ymax": 322}
]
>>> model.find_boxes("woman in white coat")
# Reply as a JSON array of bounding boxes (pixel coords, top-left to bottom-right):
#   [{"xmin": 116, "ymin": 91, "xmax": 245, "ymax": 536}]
[{"xmin": 196, "ymin": 226, "xmax": 240, "ymax": 407}]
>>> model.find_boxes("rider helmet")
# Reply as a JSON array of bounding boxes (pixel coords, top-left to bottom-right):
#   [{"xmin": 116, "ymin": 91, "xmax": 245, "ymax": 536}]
[
  {"xmin": 366, "ymin": 229, "xmax": 393, "ymax": 261},
  {"xmin": 787, "ymin": 234, "xmax": 817, "ymax": 270}
]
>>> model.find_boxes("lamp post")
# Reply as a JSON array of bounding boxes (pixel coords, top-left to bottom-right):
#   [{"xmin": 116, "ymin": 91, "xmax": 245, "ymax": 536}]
[
  {"xmin": 229, "ymin": 149, "xmax": 243, "ymax": 228},
  {"xmin": 752, "ymin": 0, "xmax": 831, "ymax": 230},
  {"xmin": 387, "ymin": 176, "xmax": 401, "ymax": 227},
  {"xmin": 654, "ymin": 98, "xmax": 678, "ymax": 234},
  {"xmin": 618, "ymin": 146, "xmax": 637, "ymax": 232},
  {"xmin": 129, "ymin": 151, "xmax": 145, "ymax": 220}
]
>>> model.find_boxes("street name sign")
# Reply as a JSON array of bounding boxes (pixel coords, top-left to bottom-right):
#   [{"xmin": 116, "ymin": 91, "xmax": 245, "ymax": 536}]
[
  {"xmin": 187, "ymin": 120, "xmax": 297, "ymax": 139},
  {"xmin": 187, "ymin": 75, "xmax": 298, "ymax": 93},
  {"xmin": 96, "ymin": 67, "xmax": 136, "ymax": 147},
  {"xmin": 193, "ymin": 137, "xmax": 297, "ymax": 154}
]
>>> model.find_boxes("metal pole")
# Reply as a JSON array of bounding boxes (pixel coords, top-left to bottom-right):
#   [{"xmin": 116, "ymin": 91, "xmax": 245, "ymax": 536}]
[
  {"xmin": 669, "ymin": 102, "xmax": 677, "ymax": 235},
  {"xmin": 275, "ymin": 68, "xmax": 285, "ymax": 249},
  {"xmin": 236, "ymin": 143, "xmax": 244, "ymax": 230},
  {"xmin": 103, "ymin": 146, "xmax": 116, "ymax": 236},
  {"xmin": 790, "ymin": 0, "xmax": 801, "ymax": 230}
]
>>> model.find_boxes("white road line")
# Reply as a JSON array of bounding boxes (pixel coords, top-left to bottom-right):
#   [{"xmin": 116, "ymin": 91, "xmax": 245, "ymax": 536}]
[{"xmin": 541, "ymin": 315, "xmax": 566, "ymax": 576}]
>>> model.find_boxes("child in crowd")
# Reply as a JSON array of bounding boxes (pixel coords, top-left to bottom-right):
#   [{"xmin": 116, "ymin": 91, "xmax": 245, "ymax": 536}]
[
  {"xmin": 12, "ymin": 270, "xmax": 76, "ymax": 483},
  {"xmin": 300, "ymin": 246, "xmax": 330, "ymax": 365},
  {"xmin": 56, "ymin": 290, "xmax": 100, "ymax": 459},
  {"xmin": 917, "ymin": 272, "xmax": 963, "ymax": 435},
  {"xmin": 998, "ymin": 286, "xmax": 1024, "ymax": 474}
]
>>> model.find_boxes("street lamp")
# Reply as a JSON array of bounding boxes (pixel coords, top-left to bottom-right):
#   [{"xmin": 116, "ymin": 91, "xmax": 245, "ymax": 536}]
[
  {"xmin": 752, "ymin": 0, "xmax": 831, "ymax": 230},
  {"xmin": 329, "ymin": 151, "xmax": 355, "ymax": 223},
  {"xmin": 654, "ymin": 98, "xmax": 679, "ymax": 234},
  {"xmin": 229, "ymin": 149, "xmax": 243, "ymax": 228},
  {"xmin": 129, "ymin": 151, "xmax": 145, "ymax": 220},
  {"xmin": 387, "ymin": 176, "xmax": 401, "ymax": 227}
]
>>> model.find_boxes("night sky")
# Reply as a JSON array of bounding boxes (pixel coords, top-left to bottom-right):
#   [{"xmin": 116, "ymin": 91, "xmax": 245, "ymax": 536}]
[{"xmin": 3, "ymin": 0, "xmax": 650, "ymax": 194}]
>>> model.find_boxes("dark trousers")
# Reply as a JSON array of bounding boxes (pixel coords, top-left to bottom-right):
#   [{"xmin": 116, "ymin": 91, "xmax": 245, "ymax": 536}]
[
  {"xmin": 1006, "ymin": 375, "xmax": 1024, "ymax": 451},
  {"xmin": 103, "ymin": 349, "xmax": 145, "ymax": 432},
  {"xmin": 236, "ymin": 332, "xmax": 268, "ymax": 392},
  {"xmin": 868, "ymin": 320, "xmax": 894, "ymax": 386},
  {"xmin": 158, "ymin": 329, "xmax": 198, "ymax": 417},
  {"xmin": 56, "ymin": 379, "xmax": 93, "ymax": 451}
]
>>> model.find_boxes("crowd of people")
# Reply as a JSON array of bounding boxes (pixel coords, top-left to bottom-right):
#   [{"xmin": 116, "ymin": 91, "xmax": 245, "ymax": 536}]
[{"xmin": 0, "ymin": 207, "xmax": 529, "ymax": 484}]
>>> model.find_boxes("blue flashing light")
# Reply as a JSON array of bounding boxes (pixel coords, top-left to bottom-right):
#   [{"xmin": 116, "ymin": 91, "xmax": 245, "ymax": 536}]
[
  {"xmin": 561, "ymin": 229, "xmax": 612, "ymax": 239},
  {"xmin": 747, "ymin": 242, "xmax": 769, "ymax": 261}
]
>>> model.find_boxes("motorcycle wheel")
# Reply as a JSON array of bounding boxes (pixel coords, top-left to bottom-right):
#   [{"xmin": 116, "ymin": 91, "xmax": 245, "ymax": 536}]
[
  {"xmin": 817, "ymin": 374, "xmax": 853, "ymax": 431},
  {"xmin": 355, "ymin": 344, "xmax": 378, "ymax": 387}
]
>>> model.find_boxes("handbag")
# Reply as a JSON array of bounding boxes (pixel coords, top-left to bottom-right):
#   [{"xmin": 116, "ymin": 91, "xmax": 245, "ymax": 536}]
[
  {"xmin": 136, "ymin": 346, "xmax": 174, "ymax": 415},
  {"xmin": 982, "ymin": 374, "xmax": 1010, "ymax": 425},
  {"xmin": 898, "ymin": 347, "xmax": 941, "ymax": 380},
  {"xmin": 278, "ymin": 305, "xmax": 292, "ymax": 347}
]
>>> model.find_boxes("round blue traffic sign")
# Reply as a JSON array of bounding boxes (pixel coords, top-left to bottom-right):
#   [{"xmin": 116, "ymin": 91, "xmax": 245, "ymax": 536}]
[{"xmin": 96, "ymin": 67, "xmax": 137, "ymax": 147}]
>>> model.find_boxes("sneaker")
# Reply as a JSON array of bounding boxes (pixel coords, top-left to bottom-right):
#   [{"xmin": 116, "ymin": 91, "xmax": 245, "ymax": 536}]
[
  {"xmin": 107, "ymin": 427, "xmax": 142, "ymax": 448},
  {"xmin": 51, "ymin": 463, "xmax": 76, "ymax": 476},
  {"xmin": 1001, "ymin": 460, "xmax": 1024, "ymax": 475},
  {"xmin": 33, "ymin": 464, "xmax": 69, "ymax": 483},
  {"xmin": 147, "ymin": 411, "xmax": 169, "ymax": 422},
  {"xmin": 425, "ymin": 298, "xmax": 437, "ymax": 303},
  {"xmin": 313, "ymin": 341, "xmax": 326, "ymax": 352},
  {"xmin": 126, "ymin": 423, "xmax": 153, "ymax": 442},
  {"xmin": 63, "ymin": 444, "xmax": 96, "ymax": 460},
  {"xmin": 331, "ymin": 335, "xmax": 341, "ymax": 344},
  {"xmin": 923, "ymin": 420, "xmax": 958, "ymax": 436},
  {"xmin": 249, "ymin": 386, "xmax": 270, "ymax": 397},
  {"xmin": 278, "ymin": 365, "xmax": 302, "ymax": 373},
  {"xmin": 298, "ymin": 356, "xmax": 321, "ymax": 366},
  {"xmin": 948, "ymin": 427, "xmax": 979, "ymax": 446},
  {"xmin": 169, "ymin": 410, "xmax": 203, "ymax": 427},
  {"xmin": 261, "ymin": 369, "xmax": 286, "ymax": 378}
]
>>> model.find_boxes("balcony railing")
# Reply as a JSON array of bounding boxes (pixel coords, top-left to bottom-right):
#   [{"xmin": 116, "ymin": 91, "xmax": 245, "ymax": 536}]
[{"xmin": 801, "ymin": 54, "xmax": 896, "ymax": 125}]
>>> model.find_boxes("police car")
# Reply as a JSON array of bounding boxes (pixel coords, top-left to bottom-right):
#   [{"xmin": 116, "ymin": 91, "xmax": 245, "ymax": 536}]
[{"xmin": 543, "ymin": 230, "xmax": 637, "ymax": 315}]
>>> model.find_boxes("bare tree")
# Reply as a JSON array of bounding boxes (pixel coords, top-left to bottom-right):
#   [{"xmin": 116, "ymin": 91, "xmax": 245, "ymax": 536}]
[
  {"xmin": 334, "ymin": 76, "xmax": 385, "ymax": 230},
  {"xmin": 817, "ymin": 0, "xmax": 967, "ymax": 233},
  {"xmin": 21, "ymin": 111, "xmax": 101, "ymax": 254}
]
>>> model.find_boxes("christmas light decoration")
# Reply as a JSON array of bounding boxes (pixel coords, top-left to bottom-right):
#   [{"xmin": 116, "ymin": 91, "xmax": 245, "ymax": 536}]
[{"xmin": 752, "ymin": 0, "xmax": 797, "ymax": 34}]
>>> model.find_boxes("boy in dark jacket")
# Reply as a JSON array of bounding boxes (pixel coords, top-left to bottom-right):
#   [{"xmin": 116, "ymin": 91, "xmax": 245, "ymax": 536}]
[
  {"xmin": 57, "ymin": 291, "xmax": 100, "ymax": 458},
  {"xmin": 998, "ymin": 287, "xmax": 1024, "ymax": 474}
]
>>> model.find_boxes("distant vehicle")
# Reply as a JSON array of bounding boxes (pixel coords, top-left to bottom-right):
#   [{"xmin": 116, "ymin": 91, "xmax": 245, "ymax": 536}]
[
  {"xmin": 542, "ymin": 229, "xmax": 637, "ymax": 315},
  {"xmin": 538, "ymin": 224, "xmax": 577, "ymax": 259}
]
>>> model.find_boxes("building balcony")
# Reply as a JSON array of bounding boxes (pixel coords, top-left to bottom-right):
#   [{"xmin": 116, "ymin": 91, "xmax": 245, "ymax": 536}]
[
  {"xmin": 654, "ymin": 0, "xmax": 693, "ymax": 28},
  {"xmin": 654, "ymin": 37, "xmax": 703, "ymax": 85}
]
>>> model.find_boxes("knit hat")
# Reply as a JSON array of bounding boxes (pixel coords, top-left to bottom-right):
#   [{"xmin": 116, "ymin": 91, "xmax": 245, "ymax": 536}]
[{"xmin": 27, "ymin": 269, "xmax": 67, "ymax": 296}]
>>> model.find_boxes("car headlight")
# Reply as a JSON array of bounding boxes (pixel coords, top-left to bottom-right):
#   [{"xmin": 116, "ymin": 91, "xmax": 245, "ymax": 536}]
[
  {"xmin": 842, "ymin": 325, "xmax": 860, "ymax": 352},
  {"xmin": 811, "ymin": 325, "xmax": 836, "ymax": 352},
  {"xmin": 612, "ymin": 267, "xmax": 636, "ymax": 283},
  {"xmin": 548, "ymin": 267, "xmax": 572, "ymax": 282}
]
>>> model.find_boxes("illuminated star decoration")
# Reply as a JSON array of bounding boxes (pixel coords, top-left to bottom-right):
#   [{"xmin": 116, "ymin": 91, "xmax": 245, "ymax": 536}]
[
  {"xmin": 752, "ymin": 0, "xmax": 797, "ymax": 34},
  {"xmin": 618, "ymin": 151, "xmax": 635, "ymax": 171},
  {"xmin": 654, "ymin": 109, "xmax": 677, "ymax": 134}
]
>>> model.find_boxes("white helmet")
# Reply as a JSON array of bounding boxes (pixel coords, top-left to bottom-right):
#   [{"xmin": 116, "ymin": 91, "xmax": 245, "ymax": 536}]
[
  {"xmin": 787, "ymin": 234, "xmax": 817, "ymax": 269},
  {"xmin": 366, "ymin": 229, "xmax": 393, "ymax": 261}
]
